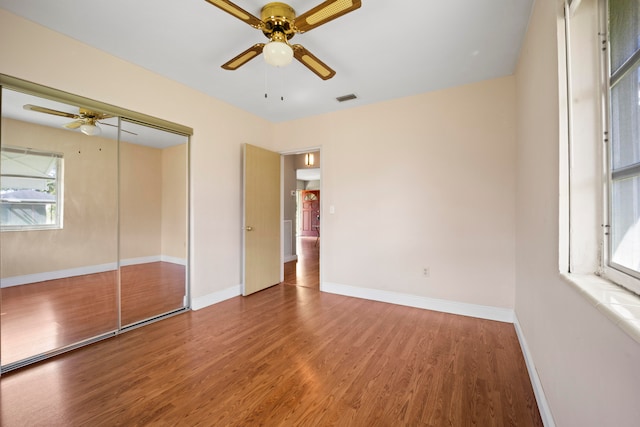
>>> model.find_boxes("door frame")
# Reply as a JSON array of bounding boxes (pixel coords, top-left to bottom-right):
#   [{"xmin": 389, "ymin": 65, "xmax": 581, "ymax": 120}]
[{"xmin": 279, "ymin": 146, "xmax": 323, "ymax": 289}]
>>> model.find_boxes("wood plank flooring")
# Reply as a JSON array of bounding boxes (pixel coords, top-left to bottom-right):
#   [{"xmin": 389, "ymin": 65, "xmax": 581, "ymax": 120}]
[
  {"xmin": 1, "ymin": 262, "xmax": 185, "ymax": 365},
  {"xmin": 0, "ymin": 238, "xmax": 542, "ymax": 426},
  {"xmin": 282, "ymin": 236, "xmax": 319, "ymax": 289},
  {"xmin": 0, "ymin": 271, "xmax": 118, "ymax": 365},
  {"xmin": 121, "ymin": 261, "xmax": 186, "ymax": 325}
]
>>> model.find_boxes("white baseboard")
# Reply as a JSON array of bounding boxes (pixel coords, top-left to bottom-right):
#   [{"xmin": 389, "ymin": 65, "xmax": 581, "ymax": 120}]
[
  {"xmin": 514, "ymin": 315, "xmax": 556, "ymax": 427},
  {"xmin": 160, "ymin": 255, "xmax": 187, "ymax": 266},
  {"xmin": 1, "ymin": 255, "xmax": 187, "ymax": 288},
  {"xmin": 1, "ymin": 262, "xmax": 118, "ymax": 288},
  {"xmin": 191, "ymin": 285, "xmax": 241, "ymax": 310},
  {"xmin": 321, "ymin": 281, "xmax": 514, "ymax": 323},
  {"xmin": 284, "ymin": 255, "xmax": 298, "ymax": 263},
  {"xmin": 119, "ymin": 256, "xmax": 162, "ymax": 266},
  {"xmin": 120, "ymin": 255, "xmax": 187, "ymax": 266}
]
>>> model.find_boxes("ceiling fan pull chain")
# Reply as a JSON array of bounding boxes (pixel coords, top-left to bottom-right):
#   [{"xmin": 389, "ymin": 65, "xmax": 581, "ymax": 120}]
[
  {"xmin": 264, "ymin": 63, "xmax": 269, "ymax": 99},
  {"xmin": 280, "ymin": 68, "xmax": 284, "ymax": 101}
]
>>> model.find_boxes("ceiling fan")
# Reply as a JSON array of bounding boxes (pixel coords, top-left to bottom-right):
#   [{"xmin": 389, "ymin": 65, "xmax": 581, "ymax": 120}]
[
  {"xmin": 204, "ymin": 0, "xmax": 362, "ymax": 80},
  {"xmin": 23, "ymin": 104, "xmax": 136, "ymax": 136}
]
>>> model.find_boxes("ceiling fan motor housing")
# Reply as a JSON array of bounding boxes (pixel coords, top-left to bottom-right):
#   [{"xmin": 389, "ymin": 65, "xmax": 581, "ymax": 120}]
[
  {"xmin": 206, "ymin": 0, "xmax": 362, "ymax": 79},
  {"xmin": 261, "ymin": 2, "xmax": 296, "ymax": 40}
]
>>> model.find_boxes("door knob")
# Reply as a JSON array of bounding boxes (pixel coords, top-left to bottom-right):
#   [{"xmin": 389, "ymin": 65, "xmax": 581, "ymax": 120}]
[{"xmin": 244, "ymin": 226, "xmax": 253, "ymax": 231}]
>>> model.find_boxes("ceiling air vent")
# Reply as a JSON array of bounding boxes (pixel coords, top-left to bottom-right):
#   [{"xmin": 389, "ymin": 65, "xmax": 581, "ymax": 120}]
[{"xmin": 336, "ymin": 93, "xmax": 357, "ymax": 103}]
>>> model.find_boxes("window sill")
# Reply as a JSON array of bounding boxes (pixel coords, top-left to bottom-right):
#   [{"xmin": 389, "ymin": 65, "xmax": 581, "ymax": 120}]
[{"xmin": 560, "ymin": 272, "xmax": 640, "ymax": 344}]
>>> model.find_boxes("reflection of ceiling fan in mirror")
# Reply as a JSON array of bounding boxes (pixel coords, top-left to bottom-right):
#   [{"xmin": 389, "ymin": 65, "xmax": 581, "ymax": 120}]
[
  {"xmin": 204, "ymin": 0, "xmax": 362, "ymax": 80},
  {"xmin": 23, "ymin": 104, "xmax": 136, "ymax": 136}
]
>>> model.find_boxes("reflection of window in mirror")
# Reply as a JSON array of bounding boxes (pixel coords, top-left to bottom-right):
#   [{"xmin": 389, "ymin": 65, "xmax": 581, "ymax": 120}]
[{"xmin": 1, "ymin": 146, "xmax": 63, "ymax": 231}]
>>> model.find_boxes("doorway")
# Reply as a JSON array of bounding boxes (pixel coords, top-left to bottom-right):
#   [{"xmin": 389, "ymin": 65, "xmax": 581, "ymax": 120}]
[{"xmin": 282, "ymin": 151, "xmax": 320, "ymax": 289}]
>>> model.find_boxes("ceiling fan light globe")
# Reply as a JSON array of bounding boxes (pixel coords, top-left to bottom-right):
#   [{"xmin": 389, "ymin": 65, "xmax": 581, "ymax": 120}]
[
  {"xmin": 263, "ymin": 41, "xmax": 293, "ymax": 67},
  {"xmin": 80, "ymin": 123, "xmax": 101, "ymax": 136}
]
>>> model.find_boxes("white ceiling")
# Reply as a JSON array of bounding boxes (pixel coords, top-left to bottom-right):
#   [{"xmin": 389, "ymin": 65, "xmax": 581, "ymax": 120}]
[{"xmin": 0, "ymin": 0, "xmax": 534, "ymax": 123}]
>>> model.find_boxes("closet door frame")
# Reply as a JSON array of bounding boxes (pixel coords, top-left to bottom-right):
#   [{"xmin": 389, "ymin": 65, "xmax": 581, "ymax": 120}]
[{"xmin": 0, "ymin": 74, "xmax": 192, "ymax": 373}]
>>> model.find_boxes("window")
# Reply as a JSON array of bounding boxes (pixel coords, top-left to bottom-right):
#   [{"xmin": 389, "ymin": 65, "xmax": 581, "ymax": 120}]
[
  {"xmin": 605, "ymin": 0, "xmax": 640, "ymax": 292},
  {"xmin": 0, "ymin": 146, "xmax": 63, "ymax": 230}
]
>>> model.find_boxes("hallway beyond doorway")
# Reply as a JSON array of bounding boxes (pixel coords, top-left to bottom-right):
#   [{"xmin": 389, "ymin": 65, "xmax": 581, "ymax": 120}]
[{"xmin": 283, "ymin": 236, "xmax": 319, "ymax": 289}]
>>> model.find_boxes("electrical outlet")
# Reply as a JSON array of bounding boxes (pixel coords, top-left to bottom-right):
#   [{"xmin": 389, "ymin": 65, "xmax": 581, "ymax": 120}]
[{"xmin": 423, "ymin": 267, "xmax": 430, "ymax": 278}]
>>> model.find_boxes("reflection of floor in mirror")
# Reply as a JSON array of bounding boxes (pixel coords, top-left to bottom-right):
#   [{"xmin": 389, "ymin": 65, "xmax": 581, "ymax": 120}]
[
  {"xmin": 120, "ymin": 262, "xmax": 186, "ymax": 325},
  {"xmin": 1, "ymin": 271, "xmax": 118, "ymax": 365},
  {"xmin": 0, "ymin": 262, "xmax": 185, "ymax": 366},
  {"xmin": 282, "ymin": 236, "xmax": 319, "ymax": 289}
]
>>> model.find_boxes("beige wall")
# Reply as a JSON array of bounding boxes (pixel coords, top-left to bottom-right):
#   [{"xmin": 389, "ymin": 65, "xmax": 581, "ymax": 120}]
[
  {"xmin": 282, "ymin": 154, "xmax": 297, "ymax": 255},
  {"xmin": 1, "ymin": 120, "xmax": 187, "ymax": 277},
  {"xmin": 515, "ymin": 0, "xmax": 640, "ymax": 425},
  {"xmin": 119, "ymin": 141, "xmax": 162, "ymax": 260},
  {"xmin": 161, "ymin": 143, "xmax": 187, "ymax": 260},
  {"xmin": 283, "ymin": 155, "xmax": 297, "ymax": 225},
  {"xmin": 273, "ymin": 76, "xmax": 517, "ymax": 308},
  {"xmin": 121, "ymin": 140, "xmax": 187, "ymax": 262},
  {"xmin": 1, "ymin": 118, "xmax": 118, "ymax": 277},
  {"xmin": 0, "ymin": 9, "xmax": 272, "ymax": 299}
]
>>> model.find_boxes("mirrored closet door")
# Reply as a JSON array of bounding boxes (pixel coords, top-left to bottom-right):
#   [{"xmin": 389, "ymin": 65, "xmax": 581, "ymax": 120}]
[
  {"xmin": 0, "ymin": 83, "xmax": 190, "ymax": 371},
  {"xmin": 0, "ymin": 89, "xmax": 120, "ymax": 367},
  {"xmin": 119, "ymin": 120, "xmax": 188, "ymax": 327}
]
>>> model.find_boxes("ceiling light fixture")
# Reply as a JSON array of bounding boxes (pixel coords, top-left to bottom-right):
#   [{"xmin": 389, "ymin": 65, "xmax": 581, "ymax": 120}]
[
  {"xmin": 305, "ymin": 153, "xmax": 314, "ymax": 166},
  {"xmin": 263, "ymin": 31, "xmax": 293, "ymax": 67},
  {"xmin": 80, "ymin": 122, "xmax": 101, "ymax": 136}
]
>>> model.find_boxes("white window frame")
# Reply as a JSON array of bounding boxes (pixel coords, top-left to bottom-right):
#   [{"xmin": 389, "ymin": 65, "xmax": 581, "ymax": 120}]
[
  {"xmin": 0, "ymin": 146, "xmax": 64, "ymax": 231},
  {"xmin": 601, "ymin": 0, "xmax": 640, "ymax": 294}
]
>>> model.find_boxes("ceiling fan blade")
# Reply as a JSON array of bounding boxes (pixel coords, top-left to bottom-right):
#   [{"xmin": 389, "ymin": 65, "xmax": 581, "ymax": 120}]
[
  {"xmin": 221, "ymin": 44, "xmax": 265, "ymax": 70},
  {"xmin": 203, "ymin": 0, "xmax": 263, "ymax": 29},
  {"xmin": 292, "ymin": 45, "xmax": 336, "ymax": 80},
  {"xmin": 23, "ymin": 104, "xmax": 78, "ymax": 119},
  {"xmin": 64, "ymin": 120, "xmax": 83, "ymax": 129},
  {"xmin": 294, "ymin": 0, "xmax": 361, "ymax": 33}
]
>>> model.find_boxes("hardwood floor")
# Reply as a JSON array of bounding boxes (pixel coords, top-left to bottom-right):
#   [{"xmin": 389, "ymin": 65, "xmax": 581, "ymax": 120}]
[
  {"xmin": 121, "ymin": 262, "xmax": 186, "ymax": 325},
  {"xmin": 1, "ymin": 262, "xmax": 186, "ymax": 365},
  {"xmin": 282, "ymin": 236, "xmax": 319, "ymax": 289},
  {"xmin": 0, "ymin": 240, "xmax": 542, "ymax": 426},
  {"xmin": 1, "ymin": 271, "xmax": 118, "ymax": 365}
]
